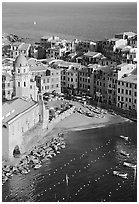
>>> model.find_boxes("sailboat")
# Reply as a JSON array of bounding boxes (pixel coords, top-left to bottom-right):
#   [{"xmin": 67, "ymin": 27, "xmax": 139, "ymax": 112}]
[
  {"xmin": 120, "ymin": 135, "xmax": 129, "ymax": 141},
  {"xmin": 123, "ymin": 162, "xmax": 136, "ymax": 169},
  {"xmin": 120, "ymin": 150, "xmax": 130, "ymax": 157},
  {"xmin": 66, "ymin": 174, "xmax": 70, "ymax": 201},
  {"xmin": 113, "ymin": 170, "xmax": 128, "ymax": 179}
]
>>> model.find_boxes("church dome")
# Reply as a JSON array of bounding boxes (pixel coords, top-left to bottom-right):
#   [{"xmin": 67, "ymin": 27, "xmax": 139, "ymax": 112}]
[{"xmin": 14, "ymin": 54, "xmax": 28, "ymax": 67}]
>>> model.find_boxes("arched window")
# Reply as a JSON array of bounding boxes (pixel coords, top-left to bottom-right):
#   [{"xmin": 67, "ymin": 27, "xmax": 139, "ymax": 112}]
[{"xmin": 3, "ymin": 124, "xmax": 7, "ymax": 128}]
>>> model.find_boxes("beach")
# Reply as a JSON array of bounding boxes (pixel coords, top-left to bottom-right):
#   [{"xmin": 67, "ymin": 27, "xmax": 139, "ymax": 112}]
[{"xmin": 25, "ymin": 102, "xmax": 130, "ymax": 154}]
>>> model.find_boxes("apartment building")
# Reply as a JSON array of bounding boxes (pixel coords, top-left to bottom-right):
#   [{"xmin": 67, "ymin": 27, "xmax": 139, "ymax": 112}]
[
  {"xmin": 78, "ymin": 64, "xmax": 98, "ymax": 96},
  {"xmin": 117, "ymin": 71, "xmax": 137, "ymax": 111},
  {"xmin": 2, "ymin": 72, "xmax": 14, "ymax": 101}
]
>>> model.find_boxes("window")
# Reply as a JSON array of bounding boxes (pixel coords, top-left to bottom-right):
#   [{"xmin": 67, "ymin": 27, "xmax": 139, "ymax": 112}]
[
  {"xmin": 47, "ymin": 78, "xmax": 49, "ymax": 83},
  {"xmin": 118, "ymin": 96, "xmax": 120, "ymax": 100},
  {"xmin": 56, "ymin": 84, "xmax": 59, "ymax": 87},
  {"xmin": 129, "ymin": 90, "xmax": 131, "ymax": 95},
  {"xmin": 18, "ymin": 82, "xmax": 20, "ymax": 87},
  {"xmin": 71, "ymin": 78, "xmax": 73, "ymax": 82},
  {"xmin": 134, "ymin": 99, "xmax": 137, "ymax": 104},
  {"xmin": 126, "ymin": 98, "xmax": 128, "ymax": 102},
  {"xmin": 130, "ymin": 84, "xmax": 132, "ymax": 88},
  {"xmin": 129, "ymin": 98, "xmax": 131, "ymax": 103},
  {"xmin": 7, "ymin": 83, "xmax": 10, "ymax": 87},
  {"xmin": 122, "ymin": 82, "xmax": 124, "ymax": 86},
  {"xmin": 135, "ymin": 84, "xmax": 137, "ymax": 89},
  {"xmin": 118, "ymin": 88, "xmax": 120, "ymax": 93},
  {"xmin": 24, "ymin": 82, "xmax": 26, "ymax": 87},
  {"xmin": 43, "ymin": 79, "xmax": 45, "ymax": 83},
  {"xmin": 30, "ymin": 85, "xmax": 32, "ymax": 89},
  {"xmin": 118, "ymin": 81, "xmax": 120, "ymax": 85},
  {"xmin": 121, "ymin": 89, "xmax": 124, "ymax": 94},
  {"xmin": 121, "ymin": 97, "xmax": 124, "ymax": 101},
  {"xmin": 18, "ymin": 69, "xmax": 20, "ymax": 74},
  {"xmin": 126, "ymin": 90, "xmax": 128, "ymax": 95},
  {"xmin": 129, "ymin": 106, "xmax": 131, "ymax": 110},
  {"xmin": 134, "ymin": 92, "xmax": 137, "ymax": 97},
  {"xmin": 8, "ymin": 91, "xmax": 10, "ymax": 95}
]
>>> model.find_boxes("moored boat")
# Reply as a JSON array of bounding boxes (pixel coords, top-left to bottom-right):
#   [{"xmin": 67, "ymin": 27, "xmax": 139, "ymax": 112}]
[
  {"xmin": 123, "ymin": 162, "xmax": 136, "ymax": 169},
  {"xmin": 120, "ymin": 135, "xmax": 129, "ymax": 141},
  {"xmin": 34, "ymin": 164, "xmax": 42, "ymax": 170},
  {"xmin": 120, "ymin": 150, "xmax": 130, "ymax": 157},
  {"xmin": 113, "ymin": 170, "xmax": 128, "ymax": 179}
]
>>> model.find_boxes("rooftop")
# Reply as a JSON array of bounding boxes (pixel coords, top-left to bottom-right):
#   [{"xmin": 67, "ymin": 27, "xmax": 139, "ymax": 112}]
[
  {"xmin": 18, "ymin": 43, "xmax": 31, "ymax": 51},
  {"xmin": 2, "ymin": 98, "xmax": 37, "ymax": 124},
  {"xmin": 119, "ymin": 74, "xmax": 137, "ymax": 84},
  {"xmin": 14, "ymin": 54, "xmax": 28, "ymax": 67},
  {"xmin": 2, "ymin": 72, "xmax": 13, "ymax": 79},
  {"xmin": 115, "ymin": 31, "xmax": 136, "ymax": 37},
  {"xmin": 84, "ymin": 51, "xmax": 102, "ymax": 58},
  {"xmin": 108, "ymin": 38, "xmax": 120, "ymax": 42}
]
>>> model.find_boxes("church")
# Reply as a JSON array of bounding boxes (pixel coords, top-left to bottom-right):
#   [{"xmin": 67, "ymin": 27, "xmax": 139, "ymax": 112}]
[{"xmin": 2, "ymin": 54, "xmax": 49, "ymax": 161}]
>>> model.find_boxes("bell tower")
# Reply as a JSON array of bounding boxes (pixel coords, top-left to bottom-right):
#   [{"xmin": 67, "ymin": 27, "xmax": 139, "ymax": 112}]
[{"xmin": 13, "ymin": 54, "xmax": 31, "ymax": 99}]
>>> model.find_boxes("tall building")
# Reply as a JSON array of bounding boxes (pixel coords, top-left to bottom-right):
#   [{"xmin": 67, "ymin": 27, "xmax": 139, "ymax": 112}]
[
  {"xmin": 117, "ymin": 70, "xmax": 137, "ymax": 111},
  {"xmin": 2, "ymin": 72, "xmax": 14, "ymax": 101},
  {"xmin": 13, "ymin": 54, "xmax": 38, "ymax": 101}
]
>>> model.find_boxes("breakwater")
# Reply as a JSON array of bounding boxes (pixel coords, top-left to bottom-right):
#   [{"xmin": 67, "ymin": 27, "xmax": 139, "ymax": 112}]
[{"xmin": 2, "ymin": 133, "xmax": 65, "ymax": 185}]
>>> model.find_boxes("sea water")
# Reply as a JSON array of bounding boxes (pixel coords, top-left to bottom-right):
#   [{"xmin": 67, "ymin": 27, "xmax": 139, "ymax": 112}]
[
  {"xmin": 2, "ymin": 2, "xmax": 137, "ymax": 42},
  {"xmin": 2, "ymin": 121, "xmax": 137, "ymax": 202}
]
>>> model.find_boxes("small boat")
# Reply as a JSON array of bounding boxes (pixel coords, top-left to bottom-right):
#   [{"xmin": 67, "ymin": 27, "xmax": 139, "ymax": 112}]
[
  {"xmin": 120, "ymin": 135, "xmax": 129, "ymax": 141},
  {"xmin": 56, "ymin": 151, "xmax": 60, "ymax": 154},
  {"xmin": 120, "ymin": 150, "xmax": 130, "ymax": 157},
  {"xmin": 46, "ymin": 155, "xmax": 53, "ymax": 159},
  {"xmin": 123, "ymin": 162, "xmax": 136, "ymax": 169},
  {"xmin": 33, "ymin": 21, "xmax": 37, "ymax": 25},
  {"xmin": 61, "ymin": 144, "xmax": 66, "ymax": 149},
  {"xmin": 34, "ymin": 164, "xmax": 42, "ymax": 170},
  {"xmin": 113, "ymin": 171, "xmax": 128, "ymax": 179},
  {"xmin": 86, "ymin": 112, "xmax": 94, "ymax": 117}
]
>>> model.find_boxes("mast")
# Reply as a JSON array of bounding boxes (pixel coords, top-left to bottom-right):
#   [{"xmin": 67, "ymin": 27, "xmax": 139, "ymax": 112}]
[{"xmin": 66, "ymin": 173, "xmax": 70, "ymax": 201}]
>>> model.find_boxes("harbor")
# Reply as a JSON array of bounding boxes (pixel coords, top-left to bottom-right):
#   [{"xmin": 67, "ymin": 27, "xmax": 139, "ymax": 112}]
[{"xmin": 2, "ymin": 118, "xmax": 137, "ymax": 202}]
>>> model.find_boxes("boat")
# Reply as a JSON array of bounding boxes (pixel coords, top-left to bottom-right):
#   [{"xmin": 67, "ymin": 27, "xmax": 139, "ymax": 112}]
[
  {"xmin": 46, "ymin": 154, "xmax": 53, "ymax": 159},
  {"xmin": 61, "ymin": 144, "xmax": 66, "ymax": 149},
  {"xmin": 113, "ymin": 171, "xmax": 128, "ymax": 179},
  {"xmin": 120, "ymin": 150, "xmax": 130, "ymax": 157},
  {"xmin": 86, "ymin": 112, "xmax": 94, "ymax": 117},
  {"xmin": 123, "ymin": 162, "xmax": 136, "ymax": 169},
  {"xmin": 33, "ymin": 21, "xmax": 37, "ymax": 25},
  {"xmin": 34, "ymin": 164, "xmax": 42, "ymax": 170},
  {"xmin": 120, "ymin": 135, "xmax": 129, "ymax": 141}
]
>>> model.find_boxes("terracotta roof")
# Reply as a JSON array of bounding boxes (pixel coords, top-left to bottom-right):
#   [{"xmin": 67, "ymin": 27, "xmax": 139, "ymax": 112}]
[{"xmin": 2, "ymin": 98, "xmax": 37, "ymax": 124}]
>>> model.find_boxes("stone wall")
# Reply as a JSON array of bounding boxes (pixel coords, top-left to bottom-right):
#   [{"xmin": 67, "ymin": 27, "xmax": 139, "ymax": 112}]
[{"xmin": 47, "ymin": 106, "xmax": 75, "ymax": 131}]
